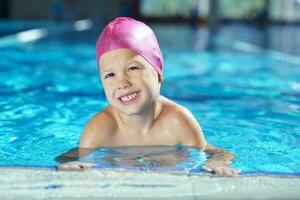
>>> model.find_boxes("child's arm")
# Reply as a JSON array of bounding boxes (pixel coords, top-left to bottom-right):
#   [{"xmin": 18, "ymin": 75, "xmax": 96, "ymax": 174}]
[
  {"xmin": 55, "ymin": 147, "xmax": 96, "ymax": 163},
  {"xmin": 55, "ymin": 147, "xmax": 97, "ymax": 170},
  {"xmin": 202, "ymin": 144, "xmax": 241, "ymax": 176},
  {"xmin": 177, "ymin": 106, "xmax": 241, "ymax": 176},
  {"xmin": 56, "ymin": 111, "xmax": 112, "ymax": 170}
]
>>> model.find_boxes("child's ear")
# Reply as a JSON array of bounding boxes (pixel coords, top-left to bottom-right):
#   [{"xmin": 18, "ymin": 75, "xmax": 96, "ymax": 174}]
[{"xmin": 158, "ymin": 76, "xmax": 163, "ymax": 83}]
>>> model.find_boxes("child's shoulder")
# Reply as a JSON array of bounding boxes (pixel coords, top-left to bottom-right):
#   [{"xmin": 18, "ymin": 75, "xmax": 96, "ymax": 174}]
[
  {"xmin": 161, "ymin": 96, "xmax": 194, "ymax": 120},
  {"xmin": 79, "ymin": 106, "xmax": 116, "ymax": 148},
  {"xmin": 89, "ymin": 106, "xmax": 116, "ymax": 128},
  {"xmin": 160, "ymin": 96, "xmax": 199, "ymax": 130},
  {"xmin": 161, "ymin": 96, "xmax": 206, "ymax": 148}
]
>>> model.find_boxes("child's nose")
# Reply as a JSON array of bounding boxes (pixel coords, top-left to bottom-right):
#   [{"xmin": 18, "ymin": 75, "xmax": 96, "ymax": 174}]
[{"xmin": 117, "ymin": 78, "xmax": 131, "ymax": 90}]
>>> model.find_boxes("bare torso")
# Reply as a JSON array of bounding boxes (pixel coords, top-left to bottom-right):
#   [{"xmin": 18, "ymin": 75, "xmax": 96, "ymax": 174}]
[
  {"xmin": 80, "ymin": 96, "xmax": 206, "ymax": 149},
  {"xmin": 59, "ymin": 96, "xmax": 239, "ymax": 177}
]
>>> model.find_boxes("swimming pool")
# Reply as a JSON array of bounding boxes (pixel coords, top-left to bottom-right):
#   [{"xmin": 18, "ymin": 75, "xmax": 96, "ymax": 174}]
[{"xmin": 0, "ymin": 20, "xmax": 299, "ymax": 199}]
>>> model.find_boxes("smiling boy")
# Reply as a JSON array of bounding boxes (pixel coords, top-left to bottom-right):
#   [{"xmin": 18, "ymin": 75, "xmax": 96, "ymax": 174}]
[{"xmin": 58, "ymin": 17, "xmax": 241, "ymax": 176}]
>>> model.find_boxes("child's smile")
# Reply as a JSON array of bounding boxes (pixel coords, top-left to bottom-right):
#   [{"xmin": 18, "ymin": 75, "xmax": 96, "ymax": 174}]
[{"xmin": 118, "ymin": 91, "xmax": 140, "ymax": 105}]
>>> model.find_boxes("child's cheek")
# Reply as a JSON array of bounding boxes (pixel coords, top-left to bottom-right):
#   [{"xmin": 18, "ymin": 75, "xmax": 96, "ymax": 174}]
[
  {"xmin": 129, "ymin": 72, "xmax": 145, "ymax": 82},
  {"xmin": 130, "ymin": 70, "xmax": 143, "ymax": 76},
  {"xmin": 138, "ymin": 70, "xmax": 150, "ymax": 79},
  {"xmin": 103, "ymin": 83, "xmax": 113, "ymax": 98}
]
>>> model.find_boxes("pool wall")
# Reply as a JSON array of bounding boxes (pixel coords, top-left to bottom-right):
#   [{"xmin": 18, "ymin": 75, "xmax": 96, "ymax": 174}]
[{"xmin": 1, "ymin": 167, "xmax": 299, "ymax": 200}]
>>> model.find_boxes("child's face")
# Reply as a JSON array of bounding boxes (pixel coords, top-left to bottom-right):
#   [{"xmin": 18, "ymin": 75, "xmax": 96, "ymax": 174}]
[{"xmin": 99, "ymin": 48, "xmax": 161, "ymax": 116}]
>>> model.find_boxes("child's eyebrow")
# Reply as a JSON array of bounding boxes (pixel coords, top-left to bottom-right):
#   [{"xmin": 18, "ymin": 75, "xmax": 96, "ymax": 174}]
[
  {"xmin": 101, "ymin": 67, "xmax": 112, "ymax": 73},
  {"xmin": 127, "ymin": 61, "xmax": 142, "ymax": 66},
  {"xmin": 126, "ymin": 56, "xmax": 143, "ymax": 65}
]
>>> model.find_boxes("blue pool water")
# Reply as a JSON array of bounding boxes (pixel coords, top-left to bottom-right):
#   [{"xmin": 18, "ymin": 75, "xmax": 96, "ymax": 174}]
[{"xmin": 0, "ymin": 21, "xmax": 299, "ymax": 175}]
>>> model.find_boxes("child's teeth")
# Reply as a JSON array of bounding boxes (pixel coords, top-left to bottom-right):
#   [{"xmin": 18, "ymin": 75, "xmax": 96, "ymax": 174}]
[{"xmin": 121, "ymin": 93, "xmax": 136, "ymax": 102}]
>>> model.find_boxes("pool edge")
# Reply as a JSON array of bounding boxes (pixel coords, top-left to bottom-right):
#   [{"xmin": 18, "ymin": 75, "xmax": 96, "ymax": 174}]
[{"xmin": 0, "ymin": 167, "xmax": 299, "ymax": 200}]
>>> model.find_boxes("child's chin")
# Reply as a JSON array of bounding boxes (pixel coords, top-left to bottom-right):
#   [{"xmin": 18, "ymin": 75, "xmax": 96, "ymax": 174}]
[
  {"xmin": 111, "ymin": 101, "xmax": 145, "ymax": 116},
  {"xmin": 120, "ymin": 108, "xmax": 142, "ymax": 116}
]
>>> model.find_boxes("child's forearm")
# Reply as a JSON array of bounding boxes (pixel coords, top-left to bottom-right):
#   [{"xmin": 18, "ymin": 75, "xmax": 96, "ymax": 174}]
[
  {"xmin": 202, "ymin": 144, "xmax": 241, "ymax": 176},
  {"xmin": 55, "ymin": 147, "xmax": 96, "ymax": 164},
  {"xmin": 204, "ymin": 144, "xmax": 235, "ymax": 166},
  {"xmin": 206, "ymin": 149, "xmax": 235, "ymax": 166}
]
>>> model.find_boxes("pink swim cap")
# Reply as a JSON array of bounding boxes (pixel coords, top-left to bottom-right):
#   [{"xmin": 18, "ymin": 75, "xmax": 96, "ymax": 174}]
[{"xmin": 96, "ymin": 17, "xmax": 164, "ymax": 77}]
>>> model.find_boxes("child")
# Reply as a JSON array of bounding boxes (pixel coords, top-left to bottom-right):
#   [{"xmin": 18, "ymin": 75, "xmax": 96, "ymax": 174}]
[{"xmin": 58, "ymin": 17, "xmax": 241, "ymax": 176}]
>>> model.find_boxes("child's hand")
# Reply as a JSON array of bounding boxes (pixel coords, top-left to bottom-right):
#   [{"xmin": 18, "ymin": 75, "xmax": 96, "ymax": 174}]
[
  {"xmin": 201, "ymin": 161, "xmax": 241, "ymax": 177},
  {"xmin": 56, "ymin": 162, "xmax": 96, "ymax": 171}
]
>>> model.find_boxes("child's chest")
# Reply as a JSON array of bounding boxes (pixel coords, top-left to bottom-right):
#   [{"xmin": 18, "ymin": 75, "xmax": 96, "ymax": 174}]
[{"xmin": 108, "ymin": 124, "xmax": 181, "ymax": 147}]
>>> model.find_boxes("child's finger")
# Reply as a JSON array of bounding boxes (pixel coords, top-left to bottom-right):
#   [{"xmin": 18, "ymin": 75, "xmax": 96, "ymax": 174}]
[
  {"xmin": 56, "ymin": 162, "xmax": 94, "ymax": 171},
  {"xmin": 223, "ymin": 167, "xmax": 234, "ymax": 176},
  {"xmin": 233, "ymin": 168, "xmax": 241, "ymax": 174},
  {"xmin": 201, "ymin": 165, "xmax": 213, "ymax": 172},
  {"xmin": 213, "ymin": 167, "xmax": 223, "ymax": 176},
  {"xmin": 224, "ymin": 160, "xmax": 232, "ymax": 165}
]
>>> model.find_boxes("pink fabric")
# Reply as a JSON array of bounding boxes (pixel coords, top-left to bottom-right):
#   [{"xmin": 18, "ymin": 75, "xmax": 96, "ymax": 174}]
[{"xmin": 96, "ymin": 17, "xmax": 164, "ymax": 77}]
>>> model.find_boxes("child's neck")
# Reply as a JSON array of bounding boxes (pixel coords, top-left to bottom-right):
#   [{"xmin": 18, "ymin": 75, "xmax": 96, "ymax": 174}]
[{"xmin": 115, "ymin": 96, "xmax": 164, "ymax": 134}]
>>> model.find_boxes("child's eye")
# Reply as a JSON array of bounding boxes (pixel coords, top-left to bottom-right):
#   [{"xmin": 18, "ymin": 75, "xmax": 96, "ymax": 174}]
[
  {"xmin": 104, "ymin": 73, "xmax": 114, "ymax": 79},
  {"xmin": 128, "ymin": 66, "xmax": 139, "ymax": 71}
]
